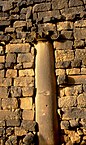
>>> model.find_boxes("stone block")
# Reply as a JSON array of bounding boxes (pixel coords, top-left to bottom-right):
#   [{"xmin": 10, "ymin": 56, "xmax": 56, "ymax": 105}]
[
  {"xmin": 17, "ymin": 53, "xmax": 33, "ymax": 63},
  {"xmin": 55, "ymin": 69, "xmax": 65, "ymax": 76},
  {"xmin": 74, "ymin": 20, "xmax": 86, "ymax": 28},
  {"xmin": 81, "ymin": 68, "xmax": 86, "ymax": 74},
  {"xmin": 0, "ymin": 78, "xmax": 12, "ymax": 86},
  {"xmin": 33, "ymin": 3, "xmax": 51, "ymax": 12},
  {"xmin": 55, "ymin": 61, "xmax": 70, "ymax": 69},
  {"xmin": 55, "ymin": 50, "xmax": 74, "ymax": 62},
  {"xmin": 67, "ymin": 75, "xmax": 86, "ymax": 84},
  {"xmin": 69, "ymin": 119, "xmax": 79, "ymax": 128},
  {"xmin": 61, "ymin": 121, "xmax": 69, "ymax": 129},
  {"xmin": 0, "ymin": 70, "xmax": 4, "ymax": 77},
  {"xmin": 6, "ymin": 53, "xmax": 16, "ymax": 63},
  {"xmin": 23, "ymin": 62, "xmax": 34, "ymax": 68},
  {"xmin": 19, "ymin": 69, "xmax": 34, "ymax": 77},
  {"xmin": 14, "ymin": 77, "xmax": 34, "ymax": 87},
  {"xmin": 0, "ymin": 64, "xmax": 4, "ymax": 69},
  {"xmin": 21, "ymin": 120, "xmax": 36, "ymax": 132},
  {"xmin": 5, "ymin": 27, "xmax": 15, "ymax": 33},
  {"xmin": 20, "ymin": 97, "xmax": 32, "ymax": 109},
  {"xmin": 61, "ymin": 31, "xmax": 73, "ymax": 40},
  {"xmin": 15, "ymin": 127, "xmax": 26, "ymax": 136},
  {"xmin": 52, "ymin": 0, "xmax": 68, "ymax": 10},
  {"xmin": 74, "ymin": 28, "xmax": 86, "ymax": 40},
  {"xmin": 57, "ymin": 74, "xmax": 66, "ymax": 84},
  {"xmin": 58, "ymin": 96, "xmax": 77, "ymax": 108},
  {"xmin": 0, "ymin": 87, "xmax": 9, "ymax": 98},
  {"xmin": 74, "ymin": 40, "xmax": 84, "ymax": 48},
  {"xmin": 57, "ymin": 21, "xmax": 73, "ymax": 31},
  {"xmin": 13, "ymin": 21, "xmax": 26, "ymax": 28},
  {"xmin": 71, "ymin": 58, "xmax": 81, "ymax": 68},
  {"xmin": 2, "ymin": 98, "xmax": 18, "ymax": 110},
  {"xmin": 65, "ymin": 85, "xmax": 82, "ymax": 96},
  {"xmin": 22, "ymin": 87, "xmax": 34, "ymax": 97},
  {"xmin": 0, "ymin": 46, "xmax": 4, "ymax": 55},
  {"xmin": 0, "ymin": 56, "xmax": 5, "ymax": 63},
  {"xmin": 6, "ymin": 70, "xmax": 17, "ymax": 78},
  {"xmin": 2, "ymin": 1, "xmax": 12, "ymax": 11},
  {"xmin": 11, "ymin": 86, "xmax": 22, "ymax": 97},
  {"xmin": 66, "ymin": 68, "xmax": 80, "ymax": 75},
  {"xmin": 0, "ymin": 20, "xmax": 10, "ymax": 26},
  {"xmin": 69, "ymin": 0, "xmax": 83, "ymax": 7},
  {"xmin": 6, "ymin": 43, "xmax": 30, "ymax": 53},
  {"xmin": 62, "ymin": 108, "xmax": 86, "ymax": 120},
  {"xmin": 77, "ymin": 93, "xmax": 86, "ymax": 107},
  {"xmin": 6, "ymin": 119, "xmax": 20, "ymax": 127},
  {"xmin": 22, "ymin": 109, "xmax": 34, "ymax": 120},
  {"xmin": 54, "ymin": 41, "xmax": 73, "ymax": 50}
]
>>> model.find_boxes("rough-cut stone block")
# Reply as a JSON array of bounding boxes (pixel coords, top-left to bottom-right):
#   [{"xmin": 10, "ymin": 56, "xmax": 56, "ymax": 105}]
[
  {"xmin": 74, "ymin": 40, "xmax": 84, "ymax": 48},
  {"xmin": 6, "ymin": 54, "xmax": 16, "ymax": 63},
  {"xmin": 57, "ymin": 21, "xmax": 73, "ymax": 31},
  {"xmin": 69, "ymin": 0, "xmax": 83, "ymax": 7},
  {"xmin": 13, "ymin": 21, "xmax": 26, "ymax": 28},
  {"xmin": 6, "ymin": 70, "xmax": 17, "ymax": 78},
  {"xmin": 74, "ymin": 28, "xmax": 86, "ymax": 40},
  {"xmin": 21, "ymin": 120, "xmax": 36, "ymax": 132},
  {"xmin": 54, "ymin": 41, "xmax": 73, "ymax": 50},
  {"xmin": 14, "ymin": 77, "xmax": 34, "ymax": 87},
  {"xmin": 58, "ymin": 96, "xmax": 77, "ymax": 108},
  {"xmin": 22, "ymin": 87, "xmax": 34, "ymax": 96},
  {"xmin": 20, "ymin": 97, "xmax": 32, "ymax": 109},
  {"xmin": 0, "ymin": 70, "xmax": 4, "ymax": 77},
  {"xmin": 5, "ymin": 27, "xmax": 15, "ymax": 33},
  {"xmin": 33, "ymin": 3, "xmax": 51, "ymax": 12},
  {"xmin": 19, "ymin": 69, "xmax": 34, "ymax": 77},
  {"xmin": 2, "ymin": 1, "xmax": 12, "ymax": 11},
  {"xmin": 15, "ymin": 127, "xmax": 26, "ymax": 136},
  {"xmin": 6, "ymin": 119, "xmax": 20, "ymax": 127},
  {"xmin": 6, "ymin": 43, "xmax": 30, "ymax": 53},
  {"xmin": 77, "ymin": 93, "xmax": 86, "ymax": 107},
  {"xmin": 65, "ymin": 85, "xmax": 82, "ymax": 96},
  {"xmin": 22, "ymin": 109, "xmax": 34, "ymax": 120},
  {"xmin": 55, "ymin": 61, "xmax": 70, "ymax": 69},
  {"xmin": 0, "ymin": 87, "xmax": 9, "ymax": 98},
  {"xmin": 71, "ymin": 58, "xmax": 81, "ymax": 68},
  {"xmin": 23, "ymin": 62, "xmax": 34, "ymax": 68},
  {"xmin": 0, "ymin": 78, "xmax": 12, "ymax": 86},
  {"xmin": 74, "ymin": 20, "xmax": 86, "ymax": 28},
  {"xmin": 63, "ymin": 108, "xmax": 86, "ymax": 120},
  {"xmin": 66, "ymin": 68, "xmax": 80, "ymax": 75},
  {"xmin": 57, "ymin": 74, "xmax": 66, "ymax": 84},
  {"xmin": 81, "ymin": 68, "xmax": 86, "ymax": 74},
  {"xmin": 55, "ymin": 50, "xmax": 74, "ymax": 62},
  {"xmin": 69, "ymin": 119, "xmax": 79, "ymax": 128},
  {"xmin": 75, "ymin": 49, "xmax": 86, "ymax": 60},
  {"xmin": 55, "ymin": 69, "xmax": 65, "ymax": 76},
  {"xmin": 67, "ymin": 75, "xmax": 86, "ymax": 84},
  {"xmin": 61, "ymin": 121, "xmax": 69, "ymax": 129},
  {"xmin": 61, "ymin": 31, "xmax": 73, "ymax": 40},
  {"xmin": 52, "ymin": 0, "xmax": 68, "ymax": 10},
  {"xmin": 2, "ymin": 98, "xmax": 18, "ymax": 110},
  {"xmin": 0, "ymin": 56, "xmax": 5, "ymax": 63},
  {"xmin": 17, "ymin": 53, "xmax": 33, "ymax": 63},
  {"xmin": 11, "ymin": 86, "xmax": 22, "ymax": 97}
]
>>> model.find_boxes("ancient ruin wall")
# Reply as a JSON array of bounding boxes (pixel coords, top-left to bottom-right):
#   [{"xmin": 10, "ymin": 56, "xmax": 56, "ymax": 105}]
[{"xmin": 0, "ymin": 0, "xmax": 86, "ymax": 144}]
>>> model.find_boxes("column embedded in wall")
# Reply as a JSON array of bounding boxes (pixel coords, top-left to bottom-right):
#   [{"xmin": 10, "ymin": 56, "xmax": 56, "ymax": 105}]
[{"xmin": 35, "ymin": 39, "xmax": 58, "ymax": 145}]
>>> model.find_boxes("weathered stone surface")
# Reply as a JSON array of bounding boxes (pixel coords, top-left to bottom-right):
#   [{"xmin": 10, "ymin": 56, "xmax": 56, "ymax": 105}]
[
  {"xmin": 21, "ymin": 120, "xmax": 36, "ymax": 132},
  {"xmin": 74, "ymin": 28, "xmax": 86, "ymax": 40},
  {"xmin": 17, "ymin": 53, "xmax": 33, "ymax": 63},
  {"xmin": 6, "ymin": 43, "xmax": 30, "ymax": 53},
  {"xmin": 66, "ymin": 68, "xmax": 80, "ymax": 75},
  {"xmin": 6, "ymin": 54, "xmax": 16, "ymax": 63},
  {"xmin": 15, "ymin": 127, "xmax": 26, "ymax": 136},
  {"xmin": 22, "ymin": 109, "xmax": 34, "ymax": 120},
  {"xmin": 69, "ymin": 0, "xmax": 83, "ymax": 7},
  {"xmin": 6, "ymin": 120, "xmax": 20, "ymax": 127},
  {"xmin": 5, "ymin": 27, "xmax": 15, "ymax": 33},
  {"xmin": 0, "ymin": 70, "xmax": 4, "ymax": 77},
  {"xmin": 0, "ymin": 56, "xmax": 5, "ymax": 63},
  {"xmin": 70, "ymin": 119, "xmax": 79, "ymax": 128},
  {"xmin": 77, "ymin": 93, "xmax": 86, "ymax": 107},
  {"xmin": 61, "ymin": 121, "xmax": 69, "ymax": 129},
  {"xmin": 6, "ymin": 70, "xmax": 17, "ymax": 78},
  {"xmin": 23, "ymin": 133, "xmax": 34, "ymax": 145},
  {"xmin": 20, "ymin": 97, "xmax": 32, "ymax": 109},
  {"xmin": 11, "ymin": 86, "xmax": 22, "ymax": 97},
  {"xmin": 65, "ymin": 85, "xmax": 82, "ymax": 96},
  {"xmin": 19, "ymin": 69, "xmax": 34, "ymax": 77},
  {"xmin": 0, "ymin": 46, "xmax": 4, "ymax": 55},
  {"xmin": 52, "ymin": 0, "xmax": 68, "ymax": 10},
  {"xmin": 13, "ymin": 21, "xmax": 26, "ymax": 28},
  {"xmin": 14, "ymin": 77, "xmax": 34, "ymax": 87},
  {"xmin": 71, "ymin": 58, "xmax": 81, "ymax": 68},
  {"xmin": 2, "ymin": 98, "xmax": 18, "ymax": 110},
  {"xmin": 0, "ymin": 87, "xmax": 9, "ymax": 98},
  {"xmin": 54, "ymin": 41, "xmax": 73, "ymax": 50},
  {"xmin": 67, "ymin": 75, "xmax": 86, "ymax": 84},
  {"xmin": 58, "ymin": 96, "xmax": 77, "ymax": 108},
  {"xmin": 33, "ymin": 3, "xmax": 51, "ymax": 12},
  {"xmin": 22, "ymin": 87, "xmax": 34, "ymax": 97},
  {"xmin": 0, "ymin": 78, "xmax": 12, "ymax": 86},
  {"xmin": 57, "ymin": 21, "xmax": 73, "ymax": 31}
]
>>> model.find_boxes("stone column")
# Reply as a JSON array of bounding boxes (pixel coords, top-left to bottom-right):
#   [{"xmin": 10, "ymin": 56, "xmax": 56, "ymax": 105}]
[{"xmin": 35, "ymin": 40, "xmax": 58, "ymax": 145}]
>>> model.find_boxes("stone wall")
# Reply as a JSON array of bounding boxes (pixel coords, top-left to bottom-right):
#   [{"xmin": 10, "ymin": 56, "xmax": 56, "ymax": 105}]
[{"xmin": 0, "ymin": 0, "xmax": 86, "ymax": 144}]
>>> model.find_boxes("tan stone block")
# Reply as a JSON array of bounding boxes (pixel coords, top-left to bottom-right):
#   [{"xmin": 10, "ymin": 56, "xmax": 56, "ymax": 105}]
[
  {"xmin": 0, "ymin": 56, "xmax": 5, "ymax": 63},
  {"xmin": 55, "ymin": 50, "xmax": 74, "ymax": 62},
  {"xmin": 17, "ymin": 53, "xmax": 34, "ymax": 63},
  {"xmin": 23, "ymin": 62, "xmax": 34, "ymax": 68},
  {"xmin": 20, "ymin": 97, "xmax": 32, "ymax": 109},
  {"xmin": 6, "ymin": 70, "xmax": 17, "ymax": 78},
  {"xmin": 58, "ymin": 88, "xmax": 65, "ymax": 97},
  {"xmin": 22, "ymin": 87, "xmax": 34, "ymax": 96},
  {"xmin": 19, "ymin": 69, "xmax": 34, "ymax": 77},
  {"xmin": 0, "ymin": 87, "xmax": 8, "ymax": 98},
  {"xmin": 0, "ymin": 78, "xmax": 12, "ymax": 86},
  {"xmin": 54, "ymin": 41, "xmax": 73, "ymax": 50},
  {"xmin": 0, "ymin": 70, "xmax": 4, "ymax": 77},
  {"xmin": 15, "ymin": 127, "xmax": 26, "ymax": 136},
  {"xmin": 74, "ymin": 20, "xmax": 86, "ymax": 27},
  {"xmin": 65, "ymin": 85, "xmax": 82, "ymax": 96},
  {"xmin": 2, "ymin": 98, "xmax": 18, "ymax": 110},
  {"xmin": 57, "ymin": 21, "xmax": 73, "ymax": 31},
  {"xmin": 22, "ymin": 109, "xmax": 34, "ymax": 120},
  {"xmin": 13, "ymin": 21, "xmax": 26, "ymax": 28},
  {"xmin": 77, "ymin": 93, "xmax": 86, "ymax": 107},
  {"xmin": 81, "ymin": 68, "xmax": 86, "ymax": 74},
  {"xmin": 68, "ymin": 75, "xmax": 86, "ymax": 84},
  {"xmin": 14, "ymin": 77, "xmax": 34, "ymax": 87},
  {"xmin": 55, "ymin": 69, "xmax": 65, "ymax": 76},
  {"xmin": 5, "ymin": 27, "xmax": 15, "ymax": 33},
  {"xmin": 6, "ymin": 43, "xmax": 30, "ymax": 53},
  {"xmin": 66, "ymin": 68, "xmax": 80, "ymax": 75}
]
